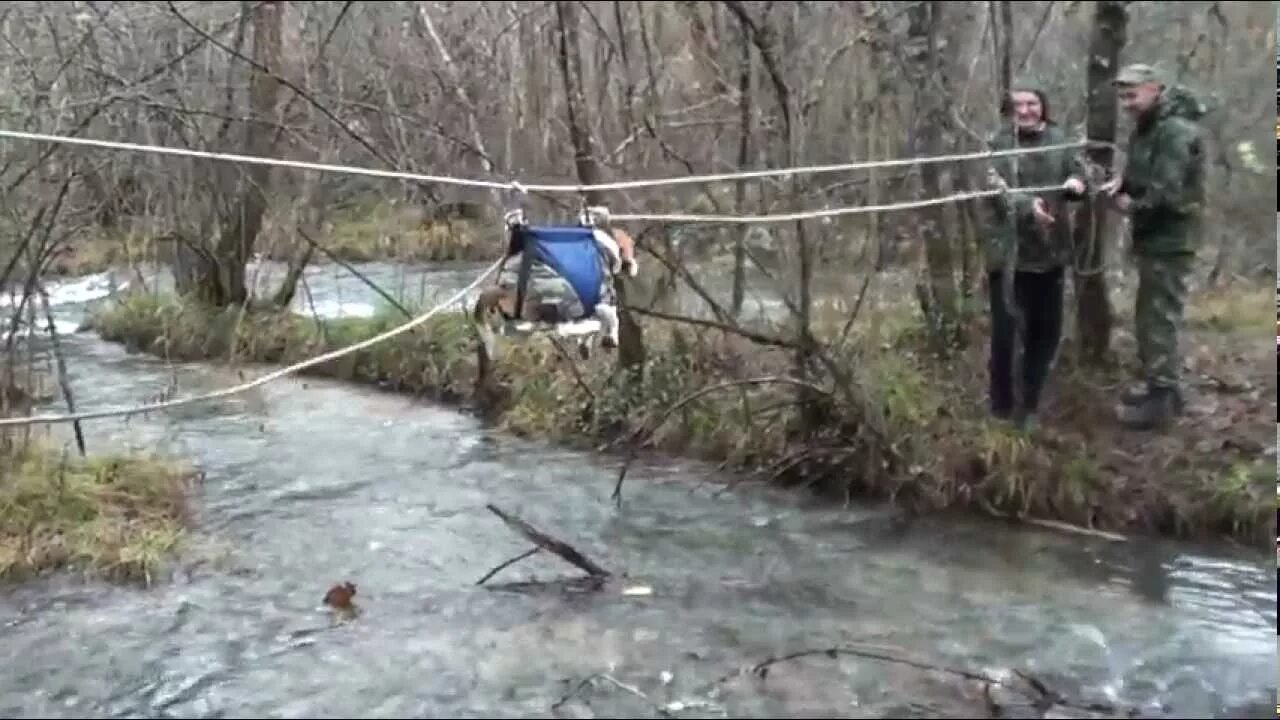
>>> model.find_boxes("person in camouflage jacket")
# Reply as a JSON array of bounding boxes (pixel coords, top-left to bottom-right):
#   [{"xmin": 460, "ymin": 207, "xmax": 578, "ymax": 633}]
[
  {"xmin": 1103, "ymin": 63, "xmax": 1208, "ymax": 431},
  {"xmin": 982, "ymin": 78, "xmax": 1088, "ymax": 430}
]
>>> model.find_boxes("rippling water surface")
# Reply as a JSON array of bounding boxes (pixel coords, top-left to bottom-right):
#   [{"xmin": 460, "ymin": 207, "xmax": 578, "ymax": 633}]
[{"xmin": 0, "ymin": 266, "xmax": 1273, "ymax": 719}]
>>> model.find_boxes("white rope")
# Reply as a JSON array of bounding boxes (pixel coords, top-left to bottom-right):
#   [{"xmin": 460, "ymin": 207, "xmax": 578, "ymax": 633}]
[
  {"xmin": 0, "ymin": 125, "xmax": 1094, "ymax": 427},
  {"xmin": 0, "ymin": 128, "xmax": 1101, "ymax": 193},
  {"xmin": 612, "ymin": 183, "xmax": 1068, "ymax": 224},
  {"xmin": 0, "ymin": 259, "xmax": 502, "ymax": 427}
]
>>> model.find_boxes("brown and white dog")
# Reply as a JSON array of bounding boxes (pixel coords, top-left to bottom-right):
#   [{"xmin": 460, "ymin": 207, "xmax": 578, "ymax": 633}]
[{"xmin": 472, "ymin": 212, "xmax": 638, "ymax": 358}]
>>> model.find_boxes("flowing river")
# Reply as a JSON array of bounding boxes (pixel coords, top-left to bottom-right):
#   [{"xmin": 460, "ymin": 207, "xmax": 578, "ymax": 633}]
[{"xmin": 0, "ymin": 263, "xmax": 1274, "ymax": 719}]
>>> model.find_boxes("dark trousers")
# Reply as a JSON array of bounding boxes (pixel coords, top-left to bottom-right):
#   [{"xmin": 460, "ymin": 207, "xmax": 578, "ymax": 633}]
[{"xmin": 988, "ymin": 267, "xmax": 1065, "ymax": 417}]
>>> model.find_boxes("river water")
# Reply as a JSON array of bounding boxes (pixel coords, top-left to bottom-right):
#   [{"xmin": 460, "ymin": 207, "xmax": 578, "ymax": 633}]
[{"xmin": 0, "ymin": 264, "xmax": 1275, "ymax": 719}]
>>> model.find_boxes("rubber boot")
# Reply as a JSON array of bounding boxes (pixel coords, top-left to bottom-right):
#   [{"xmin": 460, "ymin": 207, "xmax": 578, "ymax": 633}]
[
  {"xmin": 1121, "ymin": 383, "xmax": 1184, "ymax": 413},
  {"xmin": 1119, "ymin": 385, "xmax": 1149, "ymax": 406},
  {"xmin": 1117, "ymin": 386, "xmax": 1181, "ymax": 430}
]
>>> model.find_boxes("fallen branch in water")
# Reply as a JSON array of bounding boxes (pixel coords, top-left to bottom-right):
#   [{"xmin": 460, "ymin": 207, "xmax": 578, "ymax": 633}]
[
  {"xmin": 697, "ymin": 645, "xmax": 1137, "ymax": 718},
  {"xmin": 552, "ymin": 673, "xmax": 672, "ymax": 717},
  {"xmin": 704, "ymin": 645, "xmax": 993, "ymax": 688},
  {"xmin": 611, "ymin": 375, "xmax": 831, "ymax": 508},
  {"xmin": 552, "ymin": 672, "xmax": 725, "ymax": 717},
  {"xmin": 984, "ymin": 505, "xmax": 1129, "ymax": 543},
  {"xmin": 1019, "ymin": 517, "xmax": 1128, "ymax": 543},
  {"xmin": 474, "ymin": 547, "xmax": 540, "ymax": 586},
  {"xmin": 485, "ymin": 504, "xmax": 611, "ymax": 578}
]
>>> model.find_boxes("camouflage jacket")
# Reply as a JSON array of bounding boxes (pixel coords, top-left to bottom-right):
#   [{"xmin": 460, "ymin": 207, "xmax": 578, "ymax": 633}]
[
  {"xmin": 1119, "ymin": 85, "xmax": 1208, "ymax": 256},
  {"xmin": 984, "ymin": 122, "xmax": 1085, "ymax": 273}
]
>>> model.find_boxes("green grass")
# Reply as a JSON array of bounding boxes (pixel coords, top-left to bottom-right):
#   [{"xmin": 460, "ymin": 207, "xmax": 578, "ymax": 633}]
[
  {"xmin": 36, "ymin": 199, "xmax": 494, "ymax": 281},
  {"xmin": 301, "ymin": 202, "xmax": 492, "ymax": 263},
  {"xmin": 0, "ymin": 441, "xmax": 198, "ymax": 585},
  {"xmin": 1185, "ymin": 283, "xmax": 1273, "ymax": 334}
]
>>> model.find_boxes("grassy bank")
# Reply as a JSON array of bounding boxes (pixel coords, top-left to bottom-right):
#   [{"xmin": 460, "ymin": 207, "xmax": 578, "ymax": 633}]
[
  {"xmin": 87, "ymin": 282, "xmax": 1276, "ymax": 547},
  {"xmin": 0, "ymin": 440, "xmax": 199, "ymax": 585},
  {"xmin": 294, "ymin": 201, "xmax": 492, "ymax": 264},
  {"xmin": 45, "ymin": 230, "xmax": 155, "ymax": 278},
  {"xmin": 48, "ymin": 201, "xmax": 493, "ymax": 278}
]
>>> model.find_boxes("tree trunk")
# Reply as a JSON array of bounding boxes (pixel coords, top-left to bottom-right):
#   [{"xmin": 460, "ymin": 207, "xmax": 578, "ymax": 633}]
[
  {"xmin": 1073, "ymin": 0, "xmax": 1126, "ymax": 366},
  {"xmin": 909, "ymin": 0, "xmax": 961, "ymax": 349},
  {"xmin": 195, "ymin": 0, "xmax": 285, "ymax": 307},
  {"xmin": 731, "ymin": 15, "xmax": 753, "ymax": 319},
  {"xmin": 998, "ymin": 1, "xmax": 1013, "ymax": 98},
  {"xmin": 1203, "ymin": 3, "xmax": 1232, "ymax": 287},
  {"xmin": 721, "ymin": 0, "xmax": 824, "ymax": 432},
  {"xmin": 554, "ymin": 0, "xmax": 645, "ymax": 371}
]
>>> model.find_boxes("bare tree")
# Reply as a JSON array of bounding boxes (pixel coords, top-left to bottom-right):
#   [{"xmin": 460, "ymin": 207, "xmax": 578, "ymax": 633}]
[
  {"xmin": 554, "ymin": 0, "xmax": 645, "ymax": 371},
  {"xmin": 1071, "ymin": 0, "xmax": 1127, "ymax": 366},
  {"xmin": 907, "ymin": 1, "xmax": 963, "ymax": 349}
]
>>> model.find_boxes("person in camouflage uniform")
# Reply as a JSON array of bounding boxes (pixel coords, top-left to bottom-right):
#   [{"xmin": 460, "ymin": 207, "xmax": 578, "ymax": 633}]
[
  {"xmin": 983, "ymin": 78, "xmax": 1088, "ymax": 430},
  {"xmin": 1103, "ymin": 63, "xmax": 1208, "ymax": 431}
]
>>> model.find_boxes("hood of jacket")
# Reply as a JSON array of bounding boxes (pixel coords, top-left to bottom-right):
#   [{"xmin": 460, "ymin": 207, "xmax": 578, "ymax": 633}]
[{"xmin": 1157, "ymin": 84, "xmax": 1209, "ymax": 122}]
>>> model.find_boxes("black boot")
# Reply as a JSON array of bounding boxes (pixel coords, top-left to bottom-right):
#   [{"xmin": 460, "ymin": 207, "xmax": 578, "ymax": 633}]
[
  {"xmin": 1120, "ymin": 384, "xmax": 1149, "ymax": 406},
  {"xmin": 1121, "ymin": 384, "xmax": 1184, "ymax": 413},
  {"xmin": 1117, "ymin": 386, "xmax": 1182, "ymax": 430}
]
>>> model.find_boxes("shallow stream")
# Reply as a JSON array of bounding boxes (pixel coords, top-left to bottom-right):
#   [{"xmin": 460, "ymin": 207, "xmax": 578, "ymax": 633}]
[{"xmin": 0, "ymin": 265, "xmax": 1273, "ymax": 719}]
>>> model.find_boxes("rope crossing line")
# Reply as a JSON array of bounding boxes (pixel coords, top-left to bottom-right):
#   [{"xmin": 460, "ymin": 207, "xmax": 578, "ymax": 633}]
[
  {"xmin": 0, "ymin": 260, "xmax": 501, "ymax": 427},
  {"xmin": 613, "ymin": 183, "xmax": 1069, "ymax": 224},
  {"xmin": 0, "ymin": 128, "xmax": 1099, "ymax": 194},
  {"xmin": 0, "ymin": 126, "xmax": 1094, "ymax": 426}
]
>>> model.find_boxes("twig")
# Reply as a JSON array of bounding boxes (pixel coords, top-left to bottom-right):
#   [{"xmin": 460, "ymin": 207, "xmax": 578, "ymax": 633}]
[
  {"xmin": 698, "ymin": 645, "xmax": 1135, "ymax": 717},
  {"xmin": 1016, "ymin": 2, "xmax": 1057, "ymax": 75},
  {"xmin": 611, "ymin": 376, "xmax": 830, "ymax": 507},
  {"xmin": 833, "ymin": 267, "xmax": 878, "ymax": 355},
  {"xmin": 475, "ymin": 547, "xmax": 540, "ymax": 586},
  {"xmin": 984, "ymin": 505, "xmax": 1128, "ymax": 543},
  {"xmin": 37, "ymin": 283, "xmax": 85, "ymax": 456},
  {"xmin": 1021, "ymin": 517, "xmax": 1127, "ymax": 543},
  {"xmin": 547, "ymin": 335, "xmax": 596, "ymax": 403},
  {"xmin": 295, "ymin": 227, "xmax": 414, "ymax": 320},
  {"xmin": 166, "ymin": 0, "xmax": 395, "ymax": 170},
  {"xmin": 485, "ymin": 504, "xmax": 611, "ymax": 577},
  {"xmin": 632, "ymin": 234, "xmax": 736, "ymax": 326},
  {"xmin": 552, "ymin": 673, "xmax": 672, "ymax": 716},
  {"xmin": 623, "ymin": 304, "xmax": 796, "ymax": 350}
]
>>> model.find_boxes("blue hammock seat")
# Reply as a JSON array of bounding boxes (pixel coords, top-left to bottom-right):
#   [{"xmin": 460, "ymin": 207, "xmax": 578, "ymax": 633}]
[{"xmin": 497, "ymin": 223, "xmax": 610, "ymax": 340}]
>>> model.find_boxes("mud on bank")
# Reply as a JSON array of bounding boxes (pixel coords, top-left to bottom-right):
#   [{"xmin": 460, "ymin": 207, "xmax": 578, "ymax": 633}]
[{"xmin": 85, "ymin": 283, "xmax": 1276, "ymax": 548}]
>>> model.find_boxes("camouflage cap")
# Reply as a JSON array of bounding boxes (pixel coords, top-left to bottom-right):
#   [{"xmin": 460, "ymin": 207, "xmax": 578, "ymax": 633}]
[{"xmin": 1112, "ymin": 63, "xmax": 1164, "ymax": 86}]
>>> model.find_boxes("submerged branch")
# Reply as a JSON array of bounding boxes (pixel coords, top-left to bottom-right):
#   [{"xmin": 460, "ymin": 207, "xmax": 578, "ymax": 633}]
[
  {"xmin": 475, "ymin": 547, "xmax": 540, "ymax": 586},
  {"xmin": 698, "ymin": 645, "xmax": 1137, "ymax": 718},
  {"xmin": 485, "ymin": 503, "xmax": 611, "ymax": 578}
]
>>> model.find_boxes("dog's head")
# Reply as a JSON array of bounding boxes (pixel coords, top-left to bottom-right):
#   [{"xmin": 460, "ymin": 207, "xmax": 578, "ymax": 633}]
[{"xmin": 611, "ymin": 228, "xmax": 639, "ymax": 278}]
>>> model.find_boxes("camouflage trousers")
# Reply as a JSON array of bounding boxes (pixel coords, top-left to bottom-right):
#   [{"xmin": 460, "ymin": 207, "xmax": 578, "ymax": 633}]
[{"xmin": 1134, "ymin": 252, "xmax": 1193, "ymax": 390}]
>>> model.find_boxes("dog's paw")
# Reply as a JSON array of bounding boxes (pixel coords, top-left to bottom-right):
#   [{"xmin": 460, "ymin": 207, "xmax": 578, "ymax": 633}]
[
  {"xmin": 623, "ymin": 259, "xmax": 638, "ymax": 278},
  {"xmin": 602, "ymin": 335, "xmax": 618, "ymax": 350}
]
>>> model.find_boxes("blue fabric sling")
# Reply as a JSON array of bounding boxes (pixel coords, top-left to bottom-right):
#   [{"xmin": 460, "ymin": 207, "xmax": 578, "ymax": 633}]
[{"xmin": 513, "ymin": 225, "xmax": 606, "ymax": 321}]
